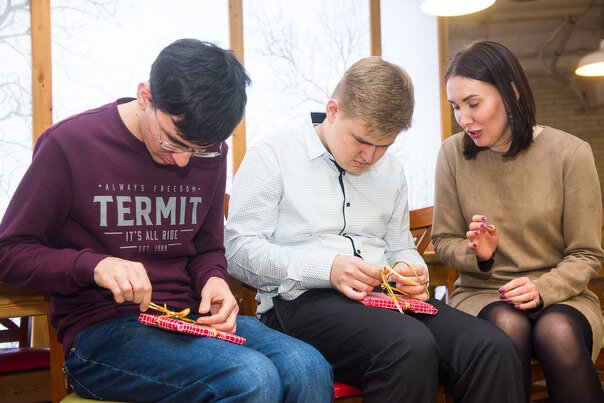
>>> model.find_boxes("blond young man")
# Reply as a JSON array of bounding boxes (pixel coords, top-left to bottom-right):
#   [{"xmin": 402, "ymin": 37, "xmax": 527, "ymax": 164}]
[{"xmin": 225, "ymin": 57, "xmax": 524, "ymax": 403}]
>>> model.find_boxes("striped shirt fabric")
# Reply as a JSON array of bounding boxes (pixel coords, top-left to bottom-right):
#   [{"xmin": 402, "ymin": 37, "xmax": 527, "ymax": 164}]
[{"xmin": 224, "ymin": 114, "xmax": 427, "ymax": 314}]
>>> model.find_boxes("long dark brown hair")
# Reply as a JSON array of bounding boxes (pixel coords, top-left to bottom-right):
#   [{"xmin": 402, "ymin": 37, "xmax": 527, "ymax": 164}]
[{"xmin": 445, "ymin": 41, "xmax": 536, "ymax": 159}]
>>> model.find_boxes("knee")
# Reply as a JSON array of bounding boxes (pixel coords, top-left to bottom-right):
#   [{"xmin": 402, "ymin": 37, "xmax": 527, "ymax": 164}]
[
  {"xmin": 224, "ymin": 353, "xmax": 282, "ymax": 401},
  {"xmin": 383, "ymin": 328, "xmax": 440, "ymax": 373},
  {"xmin": 533, "ymin": 315, "xmax": 575, "ymax": 345},
  {"xmin": 475, "ymin": 325, "xmax": 520, "ymax": 363},
  {"xmin": 277, "ymin": 342, "xmax": 334, "ymax": 401},
  {"xmin": 405, "ymin": 332, "xmax": 440, "ymax": 369},
  {"xmin": 533, "ymin": 315, "xmax": 585, "ymax": 364}
]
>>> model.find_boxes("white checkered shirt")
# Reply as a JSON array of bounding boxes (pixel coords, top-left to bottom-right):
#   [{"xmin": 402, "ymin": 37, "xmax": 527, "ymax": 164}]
[{"xmin": 224, "ymin": 116, "xmax": 427, "ymax": 314}]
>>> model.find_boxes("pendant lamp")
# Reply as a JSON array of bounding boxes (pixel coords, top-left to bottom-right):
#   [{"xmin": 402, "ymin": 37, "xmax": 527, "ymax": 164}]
[
  {"xmin": 420, "ymin": 0, "xmax": 496, "ymax": 17},
  {"xmin": 575, "ymin": 39, "xmax": 604, "ymax": 77}
]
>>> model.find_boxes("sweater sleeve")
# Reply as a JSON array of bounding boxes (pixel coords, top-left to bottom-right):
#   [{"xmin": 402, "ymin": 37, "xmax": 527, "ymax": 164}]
[
  {"xmin": 532, "ymin": 142, "xmax": 604, "ymax": 307},
  {"xmin": 0, "ymin": 134, "xmax": 108, "ymax": 294},
  {"xmin": 186, "ymin": 149, "xmax": 229, "ymax": 296},
  {"xmin": 431, "ymin": 141, "xmax": 487, "ymax": 274}
]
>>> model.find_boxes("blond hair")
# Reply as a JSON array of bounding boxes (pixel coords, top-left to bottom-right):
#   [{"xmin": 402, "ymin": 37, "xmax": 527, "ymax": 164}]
[{"xmin": 332, "ymin": 56, "xmax": 414, "ymax": 139}]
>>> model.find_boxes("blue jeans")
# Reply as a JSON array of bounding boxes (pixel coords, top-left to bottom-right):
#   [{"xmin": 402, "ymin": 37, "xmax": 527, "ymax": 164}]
[{"xmin": 64, "ymin": 315, "xmax": 333, "ymax": 402}]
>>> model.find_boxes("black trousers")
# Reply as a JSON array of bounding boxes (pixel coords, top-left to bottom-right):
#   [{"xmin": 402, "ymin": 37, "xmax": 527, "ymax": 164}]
[{"xmin": 262, "ymin": 289, "xmax": 524, "ymax": 403}]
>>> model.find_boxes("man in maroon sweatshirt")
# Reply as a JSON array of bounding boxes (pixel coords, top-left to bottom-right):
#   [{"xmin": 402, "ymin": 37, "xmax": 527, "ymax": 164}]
[{"xmin": 0, "ymin": 39, "xmax": 332, "ymax": 402}]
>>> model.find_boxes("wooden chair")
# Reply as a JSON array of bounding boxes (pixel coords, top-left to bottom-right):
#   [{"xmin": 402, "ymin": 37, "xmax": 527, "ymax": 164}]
[
  {"xmin": 409, "ymin": 206, "xmax": 434, "ymax": 255},
  {"xmin": 0, "ymin": 282, "xmax": 52, "ymax": 402}
]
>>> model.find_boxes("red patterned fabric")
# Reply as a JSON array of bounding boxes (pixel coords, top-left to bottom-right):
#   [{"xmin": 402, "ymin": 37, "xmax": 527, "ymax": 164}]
[
  {"xmin": 138, "ymin": 314, "xmax": 246, "ymax": 345},
  {"xmin": 0, "ymin": 347, "xmax": 50, "ymax": 373},
  {"xmin": 360, "ymin": 292, "xmax": 438, "ymax": 315},
  {"xmin": 333, "ymin": 381, "xmax": 362, "ymax": 398}
]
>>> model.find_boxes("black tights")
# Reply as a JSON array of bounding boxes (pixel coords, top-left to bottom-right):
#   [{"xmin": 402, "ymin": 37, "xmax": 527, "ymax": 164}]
[{"xmin": 478, "ymin": 301, "xmax": 603, "ymax": 403}]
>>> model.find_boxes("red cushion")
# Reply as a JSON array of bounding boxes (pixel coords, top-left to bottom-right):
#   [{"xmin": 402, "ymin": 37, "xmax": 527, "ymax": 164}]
[
  {"xmin": 0, "ymin": 347, "xmax": 50, "ymax": 373},
  {"xmin": 333, "ymin": 381, "xmax": 362, "ymax": 398}
]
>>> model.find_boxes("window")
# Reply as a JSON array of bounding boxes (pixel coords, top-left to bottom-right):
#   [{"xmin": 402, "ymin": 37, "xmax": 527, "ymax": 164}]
[
  {"xmin": 0, "ymin": 0, "xmax": 32, "ymax": 220},
  {"xmin": 244, "ymin": 0, "xmax": 370, "ymax": 146}
]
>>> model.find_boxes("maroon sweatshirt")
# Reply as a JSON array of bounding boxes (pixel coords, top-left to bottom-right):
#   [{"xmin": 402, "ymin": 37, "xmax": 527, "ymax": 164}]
[{"xmin": 0, "ymin": 99, "xmax": 228, "ymax": 352}]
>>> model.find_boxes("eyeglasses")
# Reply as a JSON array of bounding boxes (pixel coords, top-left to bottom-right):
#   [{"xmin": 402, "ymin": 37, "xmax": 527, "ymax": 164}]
[{"xmin": 154, "ymin": 108, "xmax": 222, "ymax": 158}]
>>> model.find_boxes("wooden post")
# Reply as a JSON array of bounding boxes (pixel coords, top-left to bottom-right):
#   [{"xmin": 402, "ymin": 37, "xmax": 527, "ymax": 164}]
[
  {"xmin": 369, "ymin": 0, "xmax": 381, "ymax": 57},
  {"xmin": 30, "ymin": 0, "xmax": 53, "ymax": 146},
  {"xmin": 438, "ymin": 17, "xmax": 452, "ymax": 141},
  {"xmin": 29, "ymin": 0, "xmax": 52, "ymax": 350},
  {"xmin": 229, "ymin": 0, "xmax": 246, "ymax": 175}
]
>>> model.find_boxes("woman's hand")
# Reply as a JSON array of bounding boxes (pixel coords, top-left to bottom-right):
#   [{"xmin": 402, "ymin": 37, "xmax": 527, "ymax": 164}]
[
  {"xmin": 499, "ymin": 277, "xmax": 541, "ymax": 310},
  {"xmin": 466, "ymin": 215, "xmax": 498, "ymax": 261}
]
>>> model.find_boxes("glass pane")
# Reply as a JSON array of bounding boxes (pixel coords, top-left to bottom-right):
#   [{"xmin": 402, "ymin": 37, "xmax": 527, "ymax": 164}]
[
  {"xmin": 382, "ymin": 0, "xmax": 442, "ymax": 210},
  {"xmin": 244, "ymin": 0, "xmax": 370, "ymax": 147},
  {"xmin": 51, "ymin": 0, "xmax": 229, "ymax": 120},
  {"xmin": 0, "ymin": 0, "xmax": 32, "ymax": 220},
  {"xmin": 50, "ymin": 0, "xmax": 230, "ymax": 181}
]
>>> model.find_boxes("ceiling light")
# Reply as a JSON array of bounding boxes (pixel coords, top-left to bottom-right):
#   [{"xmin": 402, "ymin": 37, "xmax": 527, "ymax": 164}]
[
  {"xmin": 575, "ymin": 39, "xmax": 604, "ymax": 77},
  {"xmin": 420, "ymin": 0, "xmax": 496, "ymax": 17}
]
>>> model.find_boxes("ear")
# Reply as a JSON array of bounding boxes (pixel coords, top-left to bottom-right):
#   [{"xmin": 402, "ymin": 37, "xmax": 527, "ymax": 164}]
[
  {"xmin": 136, "ymin": 82, "xmax": 152, "ymax": 110},
  {"xmin": 511, "ymin": 82, "xmax": 520, "ymax": 101},
  {"xmin": 325, "ymin": 99, "xmax": 339, "ymax": 123}
]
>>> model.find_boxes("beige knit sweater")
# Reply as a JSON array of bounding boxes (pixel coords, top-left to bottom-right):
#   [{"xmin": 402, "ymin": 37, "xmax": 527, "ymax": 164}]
[{"xmin": 432, "ymin": 126, "xmax": 604, "ymax": 361}]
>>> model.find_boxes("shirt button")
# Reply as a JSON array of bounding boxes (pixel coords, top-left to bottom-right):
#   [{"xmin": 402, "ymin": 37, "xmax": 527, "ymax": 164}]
[
  {"xmin": 357, "ymin": 249, "xmax": 361, "ymax": 254},
  {"xmin": 346, "ymin": 202, "xmax": 350, "ymax": 207}
]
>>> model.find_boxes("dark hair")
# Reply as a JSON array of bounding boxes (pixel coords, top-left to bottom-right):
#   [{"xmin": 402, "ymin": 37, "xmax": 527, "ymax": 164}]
[
  {"xmin": 149, "ymin": 39, "xmax": 251, "ymax": 146},
  {"xmin": 445, "ymin": 41, "xmax": 536, "ymax": 159}
]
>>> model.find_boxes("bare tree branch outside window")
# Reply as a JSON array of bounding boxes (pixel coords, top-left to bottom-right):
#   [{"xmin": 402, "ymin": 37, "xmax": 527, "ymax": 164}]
[
  {"xmin": 0, "ymin": 0, "xmax": 119, "ymax": 218},
  {"xmin": 0, "ymin": 0, "xmax": 32, "ymax": 210},
  {"xmin": 246, "ymin": 0, "xmax": 369, "ymax": 141}
]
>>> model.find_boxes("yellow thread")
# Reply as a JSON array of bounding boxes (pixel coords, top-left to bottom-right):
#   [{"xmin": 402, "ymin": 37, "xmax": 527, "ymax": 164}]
[
  {"xmin": 377, "ymin": 261, "xmax": 431, "ymax": 314},
  {"xmin": 147, "ymin": 301, "xmax": 220, "ymax": 336}
]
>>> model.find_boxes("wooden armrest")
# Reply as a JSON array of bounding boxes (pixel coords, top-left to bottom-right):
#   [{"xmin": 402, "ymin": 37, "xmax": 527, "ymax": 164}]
[{"xmin": 0, "ymin": 283, "xmax": 47, "ymax": 319}]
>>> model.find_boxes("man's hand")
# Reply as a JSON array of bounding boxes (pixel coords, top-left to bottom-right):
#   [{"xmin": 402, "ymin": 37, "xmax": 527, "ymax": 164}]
[
  {"xmin": 196, "ymin": 277, "xmax": 239, "ymax": 334},
  {"xmin": 93, "ymin": 257, "xmax": 152, "ymax": 311},
  {"xmin": 391, "ymin": 264, "xmax": 429, "ymax": 302},
  {"xmin": 330, "ymin": 255, "xmax": 381, "ymax": 300}
]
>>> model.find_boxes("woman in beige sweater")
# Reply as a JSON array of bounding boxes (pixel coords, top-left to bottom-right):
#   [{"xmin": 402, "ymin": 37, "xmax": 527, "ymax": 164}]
[{"xmin": 432, "ymin": 41, "xmax": 604, "ymax": 403}]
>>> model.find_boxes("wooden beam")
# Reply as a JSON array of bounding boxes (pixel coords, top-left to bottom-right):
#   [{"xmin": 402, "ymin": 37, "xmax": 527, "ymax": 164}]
[
  {"xmin": 30, "ymin": 0, "xmax": 53, "ymax": 350},
  {"xmin": 437, "ymin": 17, "xmax": 452, "ymax": 141},
  {"xmin": 30, "ymin": 0, "xmax": 53, "ymax": 146},
  {"xmin": 369, "ymin": 0, "xmax": 381, "ymax": 57},
  {"xmin": 228, "ymin": 0, "xmax": 246, "ymax": 175}
]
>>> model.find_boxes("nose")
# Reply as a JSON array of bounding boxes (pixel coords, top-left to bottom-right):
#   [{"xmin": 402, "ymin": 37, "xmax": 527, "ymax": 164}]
[
  {"xmin": 360, "ymin": 144, "xmax": 377, "ymax": 164},
  {"xmin": 458, "ymin": 108, "xmax": 473, "ymax": 128},
  {"xmin": 172, "ymin": 151, "xmax": 192, "ymax": 167}
]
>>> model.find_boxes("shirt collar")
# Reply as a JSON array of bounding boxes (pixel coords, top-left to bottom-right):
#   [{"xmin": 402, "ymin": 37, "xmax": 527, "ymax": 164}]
[{"xmin": 304, "ymin": 112, "xmax": 330, "ymax": 161}]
